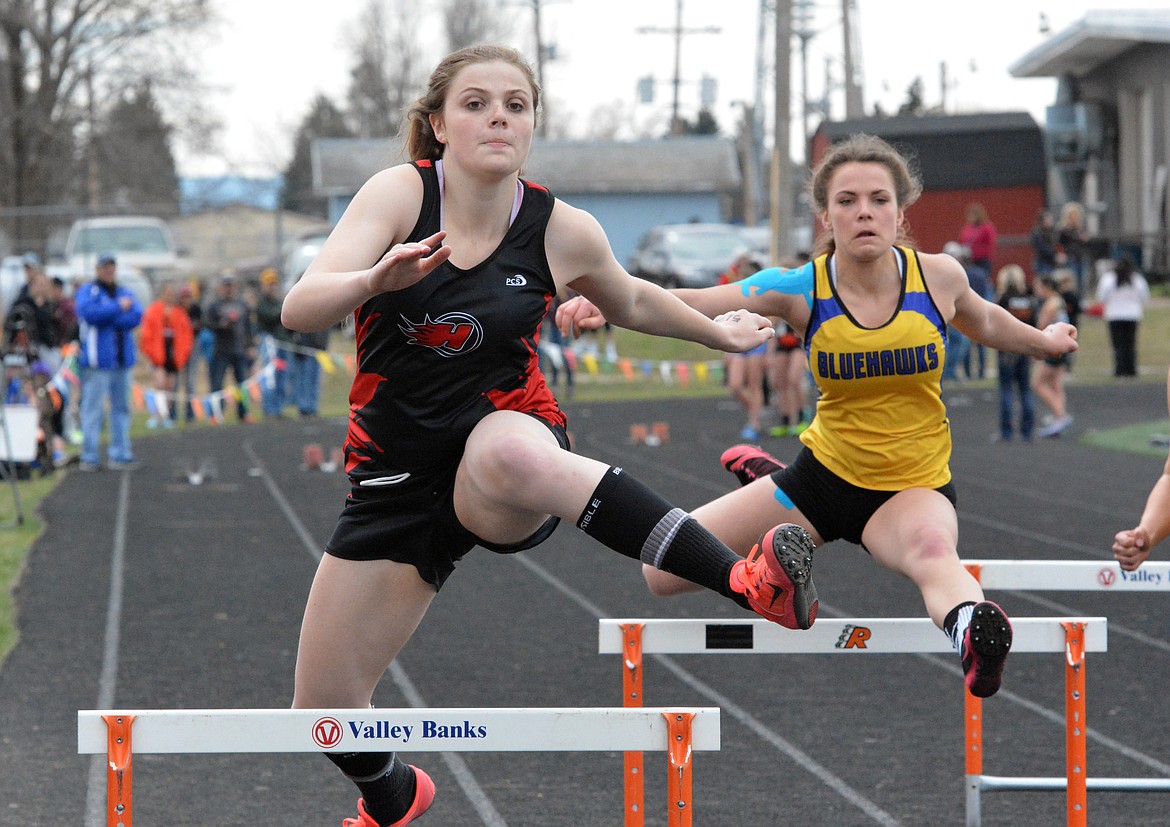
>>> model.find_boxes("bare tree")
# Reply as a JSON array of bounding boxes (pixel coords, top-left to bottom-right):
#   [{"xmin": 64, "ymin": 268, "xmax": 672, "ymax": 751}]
[
  {"xmin": 442, "ymin": 0, "xmax": 515, "ymax": 52},
  {"xmin": 0, "ymin": 0, "xmax": 211, "ymax": 251},
  {"xmin": 345, "ymin": 0, "xmax": 427, "ymax": 137}
]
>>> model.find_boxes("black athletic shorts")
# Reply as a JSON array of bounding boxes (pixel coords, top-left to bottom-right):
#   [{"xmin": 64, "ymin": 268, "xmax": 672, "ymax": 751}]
[
  {"xmin": 769, "ymin": 446, "xmax": 957, "ymax": 547},
  {"xmin": 325, "ymin": 417, "xmax": 571, "ymax": 590}
]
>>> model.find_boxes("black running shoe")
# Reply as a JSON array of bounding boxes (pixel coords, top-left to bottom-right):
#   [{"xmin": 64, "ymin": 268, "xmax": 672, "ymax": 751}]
[{"xmin": 961, "ymin": 601, "xmax": 1013, "ymax": 698}]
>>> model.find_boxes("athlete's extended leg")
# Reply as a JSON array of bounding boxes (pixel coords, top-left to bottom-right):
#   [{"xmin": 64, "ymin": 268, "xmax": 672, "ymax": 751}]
[
  {"xmin": 293, "ymin": 556, "xmax": 437, "ymax": 825},
  {"xmin": 862, "ymin": 489, "xmax": 1012, "ymax": 697},
  {"xmin": 454, "ymin": 410, "xmax": 811, "ymax": 626}
]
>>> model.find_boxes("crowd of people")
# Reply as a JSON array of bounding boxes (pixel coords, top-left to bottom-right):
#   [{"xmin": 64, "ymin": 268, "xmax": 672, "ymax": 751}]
[{"xmin": 1, "ymin": 253, "xmax": 332, "ymax": 474}]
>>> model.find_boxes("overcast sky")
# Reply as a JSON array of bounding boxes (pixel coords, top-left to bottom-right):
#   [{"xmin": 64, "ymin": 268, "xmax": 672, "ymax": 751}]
[{"xmin": 179, "ymin": 0, "xmax": 1166, "ymax": 178}]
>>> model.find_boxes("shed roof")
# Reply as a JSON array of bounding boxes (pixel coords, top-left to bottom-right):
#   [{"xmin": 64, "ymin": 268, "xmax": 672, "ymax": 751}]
[
  {"xmin": 311, "ymin": 136, "xmax": 742, "ymax": 197},
  {"xmin": 1009, "ymin": 9, "xmax": 1170, "ymax": 78},
  {"xmin": 816, "ymin": 112, "xmax": 1046, "ymax": 191}
]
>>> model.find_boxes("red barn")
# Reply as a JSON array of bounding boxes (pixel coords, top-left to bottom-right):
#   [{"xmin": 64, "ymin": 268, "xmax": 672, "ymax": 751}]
[{"xmin": 809, "ymin": 112, "xmax": 1047, "ymax": 279}]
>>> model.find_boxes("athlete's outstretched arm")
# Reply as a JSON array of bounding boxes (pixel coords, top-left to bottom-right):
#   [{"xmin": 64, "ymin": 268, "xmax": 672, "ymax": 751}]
[
  {"xmin": 1114, "ymin": 365, "xmax": 1170, "ymax": 570},
  {"xmin": 555, "ymin": 254, "xmax": 814, "ymax": 341},
  {"xmin": 546, "ymin": 201, "xmax": 773, "ymax": 353},
  {"xmin": 282, "ymin": 165, "xmax": 452, "ymax": 332}
]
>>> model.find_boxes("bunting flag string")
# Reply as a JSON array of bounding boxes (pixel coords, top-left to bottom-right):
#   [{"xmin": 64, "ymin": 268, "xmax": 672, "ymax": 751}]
[{"xmin": 113, "ymin": 343, "xmax": 729, "ymax": 427}]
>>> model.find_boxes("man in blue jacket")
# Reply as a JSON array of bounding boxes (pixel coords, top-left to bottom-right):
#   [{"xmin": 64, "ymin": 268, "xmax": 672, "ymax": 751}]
[{"xmin": 75, "ymin": 253, "xmax": 143, "ymax": 471}]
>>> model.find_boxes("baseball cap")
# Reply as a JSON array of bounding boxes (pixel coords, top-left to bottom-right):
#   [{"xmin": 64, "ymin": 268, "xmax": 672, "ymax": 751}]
[
  {"xmin": 97, "ymin": 252, "xmax": 117, "ymax": 266},
  {"xmin": 260, "ymin": 268, "xmax": 279, "ymax": 285},
  {"xmin": 21, "ymin": 252, "xmax": 41, "ymax": 268}
]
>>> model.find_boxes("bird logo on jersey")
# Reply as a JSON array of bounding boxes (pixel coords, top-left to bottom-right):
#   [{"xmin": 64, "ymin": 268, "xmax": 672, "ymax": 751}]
[{"xmin": 398, "ymin": 312, "xmax": 484, "ymax": 357}]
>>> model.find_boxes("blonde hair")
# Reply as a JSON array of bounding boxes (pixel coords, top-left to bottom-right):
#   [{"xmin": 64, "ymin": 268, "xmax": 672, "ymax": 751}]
[
  {"xmin": 402, "ymin": 45, "xmax": 541, "ymax": 161},
  {"xmin": 995, "ymin": 263, "xmax": 1027, "ymax": 298},
  {"xmin": 1058, "ymin": 201, "xmax": 1084, "ymax": 228},
  {"xmin": 808, "ymin": 133, "xmax": 921, "ymax": 257}
]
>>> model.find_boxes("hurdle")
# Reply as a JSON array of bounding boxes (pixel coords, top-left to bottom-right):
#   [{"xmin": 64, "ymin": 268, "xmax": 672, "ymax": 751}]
[
  {"xmin": 964, "ymin": 559, "xmax": 1170, "ymax": 592},
  {"xmin": 78, "ymin": 706, "xmax": 720, "ymax": 827},
  {"xmin": 962, "ymin": 558, "xmax": 1170, "ymax": 822},
  {"xmin": 599, "ymin": 617, "xmax": 1106, "ymax": 827}
]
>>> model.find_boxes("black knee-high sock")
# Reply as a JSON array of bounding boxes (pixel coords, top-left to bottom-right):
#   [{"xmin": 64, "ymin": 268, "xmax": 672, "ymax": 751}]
[
  {"xmin": 576, "ymin": 466, "xmax": 750, "ymax": 608},
  {"xmin": 326, "ymin": 751, "xmax": 415, "ymax": 824}
]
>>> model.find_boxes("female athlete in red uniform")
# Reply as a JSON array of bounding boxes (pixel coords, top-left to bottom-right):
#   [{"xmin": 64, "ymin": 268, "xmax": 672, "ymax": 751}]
[{"xmin": 281, "ymin": 45, "xmax": 810, "ymax": 827}]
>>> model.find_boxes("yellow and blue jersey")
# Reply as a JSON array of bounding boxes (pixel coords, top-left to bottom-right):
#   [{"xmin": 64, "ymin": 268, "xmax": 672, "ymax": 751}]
[{"xmin": 800, "ymin": 246, "xmax": 951, "ymax": 490}]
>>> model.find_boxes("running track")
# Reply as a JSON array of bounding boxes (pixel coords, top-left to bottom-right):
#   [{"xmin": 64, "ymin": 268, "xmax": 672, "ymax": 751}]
[{"xmin": 1, "ymin": 379, "xmax": 1168, "ymax": 825}]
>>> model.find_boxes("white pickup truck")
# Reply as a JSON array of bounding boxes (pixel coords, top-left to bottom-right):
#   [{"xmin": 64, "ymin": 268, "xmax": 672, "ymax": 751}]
[{"xmin": 62, "ymin": 216, "xmax": 185, "ymax": 303}]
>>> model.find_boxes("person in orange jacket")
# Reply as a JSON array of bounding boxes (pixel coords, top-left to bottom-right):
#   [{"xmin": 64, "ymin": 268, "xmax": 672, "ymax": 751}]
[{"xmin": 139, "ymin": 281, "xmax": 194, "ymax": 427}]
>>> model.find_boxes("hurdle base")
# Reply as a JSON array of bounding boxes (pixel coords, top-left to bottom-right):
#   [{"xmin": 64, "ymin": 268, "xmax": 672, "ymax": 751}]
[{"xmin": 966, "ymin": 774, "xmax": 1170, "ymax": 827}]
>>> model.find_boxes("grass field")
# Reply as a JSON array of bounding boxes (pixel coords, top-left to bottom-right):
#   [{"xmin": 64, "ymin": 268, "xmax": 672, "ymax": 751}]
[{"xmin": 1, "ymin": 297, "xmax": 1168, "ymax": 666}]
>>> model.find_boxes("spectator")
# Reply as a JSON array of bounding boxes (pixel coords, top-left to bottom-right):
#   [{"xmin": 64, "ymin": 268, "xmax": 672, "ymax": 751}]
[
  {"xmin": 139, "ymin": 282, "xmax": 194, "ymax": 428},
  {"xmin": 1095, "ymin": 255, "xmax": 1150, "ymax": 378},
  {"xmin": 1033, "ymin": 275, "xmax": 1073, "ymax": 437},
  {"xmin": 254, "ymin": 268, "xmax": 292, "ymax": 418},
  {"xmin": 1030, "ymin": 209, "xmax": 1059, "ymax": 276},
  {"xmin": 205, "ymin": 273, "xmax": 256, "ymax": 422},
  {"xmin": 992, "ymin": 264, "xmax": 1037, "ymax": 441},
  {"xmin": 538, "ymin": 295, "xmax": 574, "ymax": 398},
  {"xmin": 721, "ymin": 253, "xmax": 767, "ymax": 440},
  {"xmin": 1112, "ymin": 362, "xmax": 1170, "ymax": 571},
  {"xmin": 287, "ymin": 328, "xmax": 329, "ymax": 418},
  {"xmin": 49, "ymin": 277, "xmax": 78, "ymax": 347},
  {"xmin": 179, "ymin": 281, "xmax": 206, "ymax": 421},
  {"xmin": 4, "ymin": 263, "xmax": 56, "ymax": 367},
  {"xmin": 74, "ymin": 254, "xmax": 143, "ymax": 471},
  {"xmin": 1056, "ymin": 202, "xmax": 1089, "ymax": 292},
  {"xmin": 768, "ymin": 254, "xmax": 812, "ymax": 437},
  {"xmin": 959, "ymin": 202, "xmax": 997, "ymax": 276}
]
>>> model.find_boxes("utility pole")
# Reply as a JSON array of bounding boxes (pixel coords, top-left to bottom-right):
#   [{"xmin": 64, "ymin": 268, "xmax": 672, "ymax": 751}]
[
  {"xmin": 532, "ymin": 0, "xmax": 546, "ymax": 136},
  {"xmin": 519, "ymin": 0, "xmax": 566, "ymax": 137},
  {"xmin": 794, "ymin": 0, "xmax": 816, "ymax": 159},
  {"xmin": 636, "ymin": 0, "xmax": 719, "ymax": 135},
  {"xmin": 841, "ymin": 0, "xmax": 864, "ymax": 118},
  {"xmin": 771, "ymin": 0, "xmax": 794, "ymax": 262}
]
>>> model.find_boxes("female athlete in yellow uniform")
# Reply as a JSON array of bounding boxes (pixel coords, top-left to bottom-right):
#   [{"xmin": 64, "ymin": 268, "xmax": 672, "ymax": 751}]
[{"xmin": 559, "ymin": 134, "xmax": 1079, "ymax": 697}]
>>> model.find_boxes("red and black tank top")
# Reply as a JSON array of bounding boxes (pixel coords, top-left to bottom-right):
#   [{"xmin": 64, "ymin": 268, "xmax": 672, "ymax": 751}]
[{"xmin": 344, "ymin": 160, "xmax": 565, "ymax": 484}]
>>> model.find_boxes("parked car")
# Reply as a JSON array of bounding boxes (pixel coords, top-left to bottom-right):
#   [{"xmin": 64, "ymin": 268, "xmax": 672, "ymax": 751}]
[
  {"xmin": 0, "ymin": 256, "xmax": 28, "ymax": 322},
  {"xmin": 738, "ymin": 224, "xmax": 814, "ymax": 263},
  {"xmin": 281, "ymin": 228, "xmax": 331, "ymax": 293},
  {"xmin": 628, "ymin": 223, "xmax": 754, "ymax": 289}
]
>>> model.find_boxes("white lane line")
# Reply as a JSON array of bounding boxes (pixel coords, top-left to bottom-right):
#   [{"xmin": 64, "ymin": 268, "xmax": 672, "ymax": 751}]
[{"xmin": 84, "ymin": 472, "xmax": 132, "ymax": 827}]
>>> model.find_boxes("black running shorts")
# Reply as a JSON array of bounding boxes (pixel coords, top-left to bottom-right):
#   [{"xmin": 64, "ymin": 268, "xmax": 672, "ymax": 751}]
[
  {"xmin": 769, "ymin": 446, "xmax": 957, "ymax": 547},
  {"xmin": 325, "ymin": 418, "xmax": 571, "ymax": 590}
]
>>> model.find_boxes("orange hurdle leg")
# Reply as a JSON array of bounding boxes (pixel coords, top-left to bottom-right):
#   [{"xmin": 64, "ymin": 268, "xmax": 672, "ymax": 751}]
[
  {"xmin": 664, "ymin": 711, "xmax": 697, "ymax": 827},
  {"xmin": 1063, "ymin": 621, "xmax": 1088, "ymax": 827},
  {"xmin": 103, "ymin": 713, "xmax": 136, "ymax": 827},
  {"xmin": 621, "ymin": 623, "xmax": 645, "ymax": 827}
]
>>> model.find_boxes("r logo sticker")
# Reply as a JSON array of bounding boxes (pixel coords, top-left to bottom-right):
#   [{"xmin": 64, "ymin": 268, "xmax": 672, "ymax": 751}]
[{"xmin": 836, "ymin": 625, "xmax": 872, "ymax": 649}]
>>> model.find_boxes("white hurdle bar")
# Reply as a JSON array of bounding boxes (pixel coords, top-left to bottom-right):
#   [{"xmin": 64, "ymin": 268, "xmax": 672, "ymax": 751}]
[
  {"xmin": 964, "ymin": 559, "xmax": 1170, "ymax": 591},
  {"xmin": 78, "ymin": 706, "xmax": 720, "ymax": 827},
  {"xmin": 599, "ymin": 617, "xmax": 1106, "ymax": 827}
]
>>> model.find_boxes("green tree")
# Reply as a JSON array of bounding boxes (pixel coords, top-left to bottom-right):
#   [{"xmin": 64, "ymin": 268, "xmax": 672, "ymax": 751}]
[
  {"xmin": 97, "ymin": 83, "xmax": 180, "ymax": 212},
  {"xmin": 897, "ymin": 77, "xmax": 927, "ymax": 117},
  {"xmin": 678, "ymin": 107, "xmax": 720, "ymax": 136},
  {"xmin": 280, "ymin": 96, "xmax": 354, "ymax": 217}
]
